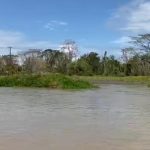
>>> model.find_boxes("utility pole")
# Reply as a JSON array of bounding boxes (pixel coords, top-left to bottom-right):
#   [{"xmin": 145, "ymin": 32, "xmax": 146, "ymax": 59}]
[{"xmin": 8, "ymin": 46, "xmax": 12, "ymax": 65}]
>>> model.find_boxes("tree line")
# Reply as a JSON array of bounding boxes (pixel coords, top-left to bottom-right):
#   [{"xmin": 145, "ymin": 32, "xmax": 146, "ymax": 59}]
[{"xmin": 0, "ymin": 34, "xmax": 150, "ymax": 76}]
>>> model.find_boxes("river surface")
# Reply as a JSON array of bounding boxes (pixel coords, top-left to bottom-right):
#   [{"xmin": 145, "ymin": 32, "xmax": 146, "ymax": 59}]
[{"xmin": 0, "ymin": 84, "xmax": 150, "ymax": 150}]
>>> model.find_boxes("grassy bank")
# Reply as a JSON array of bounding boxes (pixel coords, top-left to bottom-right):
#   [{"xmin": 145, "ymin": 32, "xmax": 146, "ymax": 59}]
[
  {"xmin": 0, "ymin": 74, "xmax": 93, "ymax": 89},
  {"xmin": 75, "ymin": 76, "xmax": 150, "ymax": 86},
  {"xmin": 0, "ymin": 74, "xmax": 149, "ymax": 89}
]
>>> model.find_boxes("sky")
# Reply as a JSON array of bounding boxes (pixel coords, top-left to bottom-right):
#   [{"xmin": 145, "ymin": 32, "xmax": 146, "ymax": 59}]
[{"xmin": 0, "ymin": 0, "xmax": 150, "ymax": 56}]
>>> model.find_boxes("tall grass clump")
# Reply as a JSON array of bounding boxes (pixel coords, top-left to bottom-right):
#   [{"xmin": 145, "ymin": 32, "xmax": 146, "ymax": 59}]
[
  {"xmin": 75, "ymin": 75, "xmax": 150, "ymax": 87},
  {"xmin": 0, "ymin": 74, "xmax": 93, "ymax": 89}
]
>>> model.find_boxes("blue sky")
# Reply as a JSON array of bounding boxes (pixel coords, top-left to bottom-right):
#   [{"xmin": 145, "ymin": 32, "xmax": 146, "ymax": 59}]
[{"xmin": 0, "ymin": 0, "xmax": 150, "ymax": 55}]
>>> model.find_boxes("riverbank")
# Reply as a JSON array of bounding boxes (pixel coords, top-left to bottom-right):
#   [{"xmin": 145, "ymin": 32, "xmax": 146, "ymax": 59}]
[
  {"xmin": 0, "ymin": 74, "xmax": 150, "ymax": 89},
  {"xmin": 74, "ymin": 76, "xmax": 150, "ymax": 87},
  {"xmin": 0, "ymin": 74, "xmax": 93, "ymax": 89}
]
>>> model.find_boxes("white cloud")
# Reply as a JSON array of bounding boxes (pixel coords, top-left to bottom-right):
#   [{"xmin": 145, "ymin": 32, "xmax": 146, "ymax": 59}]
[
  {"xmin": 110, "ymin": 0, "xmax": 150, "ymax": 33},
  {"xmin": 44, "ymin": 20, "xmax": 68, "ymax": 31},
  {"xmin": 0, "ymin": 30, "xmax": 24, "ymax": 47},
  {"xmin": 109, "ymin": 0, "xmax": 150, "ymax": 49},
  {"xmin": 112, "ymin": 36, "xmax": 131, "ymax": 46},
  {"xmin": 0, "ymin": 30, "xmax": 58, "ymax": 54}
]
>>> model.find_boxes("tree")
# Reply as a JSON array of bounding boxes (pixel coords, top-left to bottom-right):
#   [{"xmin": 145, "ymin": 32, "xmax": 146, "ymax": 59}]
[
  {"xmin": 80, "ymin": 52, "xmax": 100, "ymax": 74},
  {"xmin": 0, "ymin": 55, "xmax": 21, "ymax": 75},
  {"xmin": 102, "ymin": 55, "xmax": 121, "ymax": 76},
  {"xmin": 121, "ymin": 47, "xmax": 135, "ymax": 63},
  {"xmin": 122, "ymin": 34, "xmax": 150, "ymax": 76},
  {"xmin": 131, "ymin": 34, "xmax": 150, "ymax": 54},
  {"xmin": 61, "ymin": 40, "xmax": 78, "ymax": 61},
  {"xmin": 42, "ymin": 49, "xmax": 69, "ymax": 73},
  {"xmin": 21, "ymin": 49, "xmax": 46, "ymax": 73},
  {"xmin": 68, "ymin": 59, "xmax": 93, "ymax": 76}
]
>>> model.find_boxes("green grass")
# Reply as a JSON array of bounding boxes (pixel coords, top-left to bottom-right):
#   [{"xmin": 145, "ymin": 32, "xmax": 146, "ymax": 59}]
[
  {"xmin": 74, "ymin": 76, "xmax": 150, "ymax": 87},
  {"xmin": 1, "ymin": 74, "xmax": 149, "ymax": 89},
  {"xmin": 0, "ymin": 74, "xmax": 93, "ymax": 89}
]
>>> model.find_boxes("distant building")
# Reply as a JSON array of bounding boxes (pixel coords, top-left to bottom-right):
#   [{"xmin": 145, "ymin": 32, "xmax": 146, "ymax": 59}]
[
  {"xmin": 18, "ymin": 49, "xmax": 42, "ymax": 65},
  {"xmin": 22, "ymin": 49, "xmax": 42, "ymax": 58}
]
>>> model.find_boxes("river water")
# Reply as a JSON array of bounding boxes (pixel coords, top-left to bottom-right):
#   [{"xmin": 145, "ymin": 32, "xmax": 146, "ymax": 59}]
[{"xmin": 0, "ymin": 84, "xmax": 150, "ymax": 150}]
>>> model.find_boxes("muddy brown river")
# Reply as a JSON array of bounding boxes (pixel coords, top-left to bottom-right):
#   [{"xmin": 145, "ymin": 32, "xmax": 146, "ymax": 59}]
[{"xmin": 0, "ymin": 84, "xmax": 150, "ymax": 150}]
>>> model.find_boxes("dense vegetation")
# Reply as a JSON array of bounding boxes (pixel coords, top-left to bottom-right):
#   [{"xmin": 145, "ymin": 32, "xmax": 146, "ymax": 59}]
[
  {"xmin": 0, "ymin": 35, "xmax": 150, "ymax": 88},
  {"xmin": 76, "ymin": 76, "xmax": 150, "ymax": 85},
  {"xmin": 0, "ymin": 74, "xmax": 93, "ymax": 89}
]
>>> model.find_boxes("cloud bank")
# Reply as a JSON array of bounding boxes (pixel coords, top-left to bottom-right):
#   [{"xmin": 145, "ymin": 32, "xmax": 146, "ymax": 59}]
[
  {"xmin": 110, "ymin": 0, "xmax": 150, "ymax": 45},
  {"xmin": 0, "ymin": 30, "xmax": 58, "ymax": 54},
  {"xmin": 110, "ymin": 0, "xmax": 150, "ymax": 33}
]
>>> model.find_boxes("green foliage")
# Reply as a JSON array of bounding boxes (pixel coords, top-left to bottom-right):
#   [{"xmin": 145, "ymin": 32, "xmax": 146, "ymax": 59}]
[
  {"xmin": 77, "ymin": 76, "xmax": 150, "ymax": 87},
  {"xmin": 68, "ymin": 52, "xmax": 123, "ymax": 76},
  {"xmin": 102, "ymin": 55, "xmax": 122, "ymax": 76},
  {"xmin": 68, "ymin": 59, "xmax": 93, "ymax": 76},
  {"xmin": 0, "ymin": 34, "xmax": 150, "ymax": 79},
  {"xmin": 80, "ymin": 52, "xmax": 100, "ymax": 74},
  {"xmin": 69, "ymin": 52, "xmax": 101, "ymax": 76},
  {"xmin": 42, "ymin": 49, "xmax": 69, "ymax": 73},
  {"xmin": 0, "ymin": 74, "xmax": 93, "ymax": 89}
]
